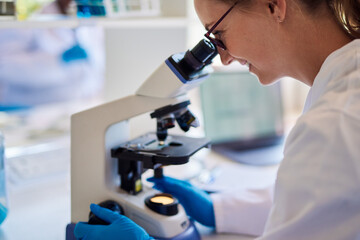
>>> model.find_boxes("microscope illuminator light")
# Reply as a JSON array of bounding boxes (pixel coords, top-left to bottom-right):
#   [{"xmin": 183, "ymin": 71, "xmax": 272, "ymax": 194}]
[{"xmin": 145, "ymin": 193, "xmax": 179, "ymax": 216}]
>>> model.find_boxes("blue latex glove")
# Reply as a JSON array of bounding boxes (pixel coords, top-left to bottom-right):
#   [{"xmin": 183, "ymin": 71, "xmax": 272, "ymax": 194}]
[
  {"xmin": 74, "ymin": 204, "xmax": 153, "ymax": 240},
  {"xmin": 147, "ymin": 176, "xmax": 215, "ymax": 227},
  {"xmin": 61, "ymin": 44, "xmax": 88, "ymax": 63},
  {"xmin": 0, "ymin": 202, "xmax": 7, "ymax": 225}
]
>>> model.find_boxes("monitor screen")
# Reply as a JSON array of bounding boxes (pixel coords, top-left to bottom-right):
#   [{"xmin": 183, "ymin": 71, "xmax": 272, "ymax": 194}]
[{"xmin": 200, "ymin": 69, "xmax": 284, "ymax": 151}]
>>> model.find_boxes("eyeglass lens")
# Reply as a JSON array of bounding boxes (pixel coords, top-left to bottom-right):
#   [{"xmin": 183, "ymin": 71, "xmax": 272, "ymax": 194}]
[{"xmin": 204, "ymin": 1, "xmax": 238, "ymax": 50}]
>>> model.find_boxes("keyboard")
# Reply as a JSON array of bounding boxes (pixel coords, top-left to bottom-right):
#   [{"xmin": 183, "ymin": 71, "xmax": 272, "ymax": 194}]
[{"xmin": 6, "ymin": 138, "xmax": 70, "ymax": 185}]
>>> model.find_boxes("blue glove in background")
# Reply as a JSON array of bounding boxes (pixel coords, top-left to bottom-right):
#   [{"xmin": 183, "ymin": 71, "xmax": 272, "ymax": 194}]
[
  {"xmin": 61, "ymin": 44, "xmax": 88, "ymax": 63},
  {"xmin": 74, "ymin": 204, "xmax": 153, "ymax": 240},
  {"xmin": 147, "ymin": 176, "xmax": 215, "ymax": 227}
]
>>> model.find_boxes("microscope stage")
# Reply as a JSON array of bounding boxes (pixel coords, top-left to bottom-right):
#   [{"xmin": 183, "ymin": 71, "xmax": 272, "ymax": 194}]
[{"xmin": 111, "ymin": 133, "xmax": 210, "ymax": 166}]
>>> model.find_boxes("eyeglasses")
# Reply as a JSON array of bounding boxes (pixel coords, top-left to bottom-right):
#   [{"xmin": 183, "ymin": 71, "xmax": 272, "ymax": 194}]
[{"xmin": 204, "ymin": 1, "xmax": 238, "ymax": 50}]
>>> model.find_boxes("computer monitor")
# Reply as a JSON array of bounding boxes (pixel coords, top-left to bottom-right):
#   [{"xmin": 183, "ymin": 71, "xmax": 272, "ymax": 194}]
[{"xmin": 200, "ymin": 68, "xmax": 284, "ymax": 165}]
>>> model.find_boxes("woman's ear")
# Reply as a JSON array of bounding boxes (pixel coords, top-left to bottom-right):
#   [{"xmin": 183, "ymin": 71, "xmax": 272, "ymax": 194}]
[{"xmin": 268, "ymin": 0, "xmax": 286, "ymax": 22}]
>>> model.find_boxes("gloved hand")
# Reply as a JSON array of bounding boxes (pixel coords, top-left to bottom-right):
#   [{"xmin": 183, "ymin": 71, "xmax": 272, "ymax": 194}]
[
  {"xmin": 74, "ymin": 204, "xmax": 153, "ymax": 240},
  {"xmin": 61, "ymin": 44, "xmax": 88, "ymax": 63},
  {"xmin": 147, "ymin": 176, "xmax": 215, "ymax": 227}
]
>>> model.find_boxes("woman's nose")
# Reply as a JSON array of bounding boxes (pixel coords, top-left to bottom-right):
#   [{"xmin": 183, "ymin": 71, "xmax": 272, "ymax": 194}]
[{"xmin": 218, "ymin": 48, "xmax": 234, "ymax": 65}]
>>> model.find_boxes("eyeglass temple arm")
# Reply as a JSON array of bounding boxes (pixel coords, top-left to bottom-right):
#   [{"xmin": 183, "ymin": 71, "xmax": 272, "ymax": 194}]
[{"xmin": 205, "ymin": 2, "xmax": 238, "ymax": 37}]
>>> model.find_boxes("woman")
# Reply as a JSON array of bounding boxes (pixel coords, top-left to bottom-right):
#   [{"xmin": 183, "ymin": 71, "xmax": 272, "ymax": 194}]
[{"xmin": 74, "ymin": 0, "xmax": 360, "ymax": 239}]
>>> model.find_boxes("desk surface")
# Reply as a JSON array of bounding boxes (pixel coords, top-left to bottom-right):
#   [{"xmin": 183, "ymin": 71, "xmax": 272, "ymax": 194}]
[{"xmin": 0, "ymin": 137, "xmax": 278, "ymax": 240}]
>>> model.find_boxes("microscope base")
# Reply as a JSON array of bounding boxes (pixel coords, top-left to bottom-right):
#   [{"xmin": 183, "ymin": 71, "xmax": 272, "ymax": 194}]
[
  {"xmin": 154, "ymin": 220, "xmax": 201, "ymax": 240},
  {"xmin": 65, "ymin": 220, "xmax": 201, "ymax": 240}
]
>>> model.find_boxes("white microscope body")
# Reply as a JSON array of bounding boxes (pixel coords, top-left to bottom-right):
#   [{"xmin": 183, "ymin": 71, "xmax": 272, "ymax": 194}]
[{"xmin": 70, "ymin": 39, "xmax": 217, "ymax": 239}]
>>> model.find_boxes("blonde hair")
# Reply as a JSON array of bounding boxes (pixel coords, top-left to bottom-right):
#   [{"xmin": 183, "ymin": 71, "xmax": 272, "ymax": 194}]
[
  {"xmin": 328, "ymin": 0, "xmax": 360, "ymax": 39},
  {"xmin": 216, "ymin": 0, "xmax": 360, "ymax": 39}
]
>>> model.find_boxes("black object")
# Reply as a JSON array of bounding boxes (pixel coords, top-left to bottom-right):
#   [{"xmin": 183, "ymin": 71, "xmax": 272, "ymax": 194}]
[
  {"xmin": 212, "ymin": 134, "xmax": 284, "ymax": 152},
  {"xmin": 88, "ymin": 200, "xmax": 124, "ymax": 225},
  {"xmin": 212, "ymin": 136, "xmax": 285, "ymax": 166},
  {"xmin": 151, "ymin": 101, "xmax": 199, "ymax": 142},
  {"xmin": 175, "ymin": 109, "xmax": 198, "ymax": 132},
  {"xmin": 150, "ymin": 101, "xmax": 190, "ymax": 119},
  {"xmin": 0, "ymin": 1, "xmax": 15, "ymax": 16},
  {"xmin": 66, "ymin": 223, "xmax": 77, "ymax": 240},
  {"xmin": 180, "ymin": 39, "xmax": 217, "ymax": 73},
  {"xmin": 167, "ymin": 39, "xmax": 217, "ymax": 81},
  {"xmin": 111, "ymin": 133, "xmax": 210, "ymax": 195},
  {"xmin": 152, "ymin": 101, "xmax": 189, "ymax": 142},
  {"xmin": 154, "ymin": 167, "xmax": 164, "ymax": 178},
  {"xmin": 145, "ymin": 193, "xmax": 179, "ymax": 216}
]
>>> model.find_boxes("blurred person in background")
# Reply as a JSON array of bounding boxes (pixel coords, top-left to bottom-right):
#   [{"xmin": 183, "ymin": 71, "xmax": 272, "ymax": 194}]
[{"xmin": 0, "ymin": 0, "xmax": 105, "ymax": 109}]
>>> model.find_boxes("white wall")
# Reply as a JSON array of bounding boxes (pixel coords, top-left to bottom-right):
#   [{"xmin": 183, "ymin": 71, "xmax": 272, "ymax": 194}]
[
  {"xmin": 104, "ymin": 25, "xmax": 187, "ymax": 101},
  {"xmin": 103, "ymin": 0, "xmax": 189, "ymax": 101}
]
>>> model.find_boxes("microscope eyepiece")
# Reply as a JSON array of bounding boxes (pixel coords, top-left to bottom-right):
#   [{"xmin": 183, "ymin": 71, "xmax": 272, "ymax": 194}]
[
  {"xmin": 181, "ymin": 39, "xmax": 218, "ymax": 72},
  {"xmin": 166, "ymin": 39, "xmax": 217, "ymax": 82},
  {"xmin": 191, "ymin": 39, "xmax": 217, "ymax": 64}
]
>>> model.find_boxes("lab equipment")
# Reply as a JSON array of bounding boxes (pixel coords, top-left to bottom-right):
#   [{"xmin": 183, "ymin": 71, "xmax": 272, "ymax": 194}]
[
  {"xmin": 0, "ymin": 0, "xmax": 15, "ymax": 19},
  {"xmin": 0, "ymin": 132, "xmax": 8, "ymax": 225},
  {"xmin": 66, "ymin": 39, "xmax": 217, "ymax": 240},
  {"xmin": 147, "ymin": 176, "xmax": 215, "ymax": 227},
  {"xmin": 200, "ymin": 69, "xmax": 284, "ymax": 165},
  {"xmin": 75, "ymin": 0, "xmax": 160, "ymax": 18},
  {"xmin": 75, "ymin": 0, "xmax": 106, "ymax": 17},
  {"xmin": 15, "ymin": 0, "xmax": 51, "ymax": 20},
  {"xmin": 74, "ymin": 204, "xmax": 153, "ymax": 240},
  {"xmin": 106, "ymin": 0, "xmax": 160, "ymax": 18}
]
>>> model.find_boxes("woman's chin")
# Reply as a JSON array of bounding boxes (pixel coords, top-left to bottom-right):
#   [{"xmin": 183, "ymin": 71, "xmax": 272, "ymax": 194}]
[{"xmin": 254, "ymin": 72, "xmax": 279, "ymax": 86}]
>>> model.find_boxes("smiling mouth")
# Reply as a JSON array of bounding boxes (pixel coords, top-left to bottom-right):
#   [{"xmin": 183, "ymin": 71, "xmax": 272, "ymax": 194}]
[
  {"xmin": 239, "ymin": 59, "xmax": 250, "ymax": 69},
  {"xmin": 239, "ymin": 59, "xmax": 247, "ymax": 65}
]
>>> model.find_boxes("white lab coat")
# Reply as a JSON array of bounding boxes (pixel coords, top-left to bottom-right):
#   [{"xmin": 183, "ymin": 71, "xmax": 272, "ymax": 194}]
[
  {"xmin": 0, "ymin": 4, "xmax": 105, "ymax": 106},
  {"xmin": 211, "ymin": 39, "xmax": 360, "ymax": 239}
]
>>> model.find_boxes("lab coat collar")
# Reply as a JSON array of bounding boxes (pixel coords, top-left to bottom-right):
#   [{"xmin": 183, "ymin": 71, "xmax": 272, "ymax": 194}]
[{"xmin": 303, "ymin": 39, "xmax": 360, "ymax": 113}]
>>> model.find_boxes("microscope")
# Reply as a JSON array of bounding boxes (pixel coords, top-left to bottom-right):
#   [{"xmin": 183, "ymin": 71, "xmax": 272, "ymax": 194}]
[{"xmin": 66, "ymin": 39, "xmax": 217, "ymax": 240}]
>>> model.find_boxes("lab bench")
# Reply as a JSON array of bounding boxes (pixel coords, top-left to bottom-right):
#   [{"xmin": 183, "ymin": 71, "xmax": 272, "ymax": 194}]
[{"xmin": 0, "ymin": 135, "xmax": 278, "ymax": 240}]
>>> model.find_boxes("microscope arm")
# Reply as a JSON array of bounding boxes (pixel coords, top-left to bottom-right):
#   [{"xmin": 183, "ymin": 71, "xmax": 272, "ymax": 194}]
[
  {"xmin": 70, "ymin": 39, "xmax": 217, "ymax": 239},
  {"xmin": 71, "ymin": 94, "xmax": 188, "ymax": 222}
]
